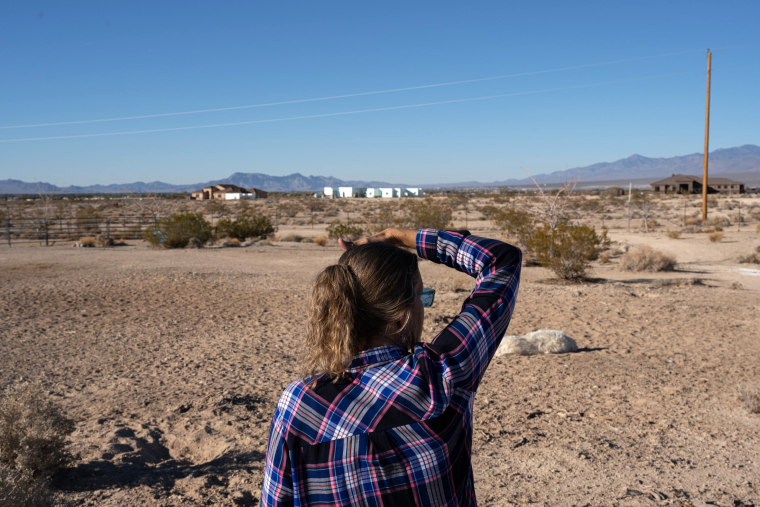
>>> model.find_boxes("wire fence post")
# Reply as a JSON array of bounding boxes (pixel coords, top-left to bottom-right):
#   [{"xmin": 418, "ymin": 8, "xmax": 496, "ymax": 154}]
[{"xmin": 626, "ymin": 182, "xmax": 632, "ymax": 233}]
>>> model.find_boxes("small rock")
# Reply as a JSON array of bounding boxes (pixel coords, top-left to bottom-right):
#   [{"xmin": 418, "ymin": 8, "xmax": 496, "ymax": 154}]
[{"xmin": 171, "ymin": 403, "xmax": 192, "ymax": 414}]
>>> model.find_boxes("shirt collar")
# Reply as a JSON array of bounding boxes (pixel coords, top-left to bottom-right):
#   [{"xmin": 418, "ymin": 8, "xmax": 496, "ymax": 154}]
[{"xmin": 348, "ymin": 345, "xmax": 408, "ymax": 369}]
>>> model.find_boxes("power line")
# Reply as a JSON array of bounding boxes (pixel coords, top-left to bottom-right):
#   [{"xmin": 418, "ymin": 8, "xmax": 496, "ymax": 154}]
[
  {"xmin": 0, "ymin": 71, "xmax": 699, "ymax": 143},
  {"xmin": 0, "ymin": 49, "xmax": 701, "ymax": 130}
]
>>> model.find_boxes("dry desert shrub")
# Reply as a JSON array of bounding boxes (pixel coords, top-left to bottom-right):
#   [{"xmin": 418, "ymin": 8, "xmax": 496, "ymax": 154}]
[
  {"xmin": 313, "ymin": 235, "xmax": 328, "ymax": 247},
  {"xmin": 0, "ymin": 383, "xmax": 74, "ymax": 506},
  {"xmin": 223, "ymin": 237, "xmax": 241, "ymax": 247},
  {"xmin": 216, "ymin": 213, "xmax": 275, "ymax": 241},
  {"xmin": 528, "ymin": 223, "xmax": 608, "ymax": 280},
  {"xmin": 489, "ymin": 206, "xmax": 535, "ymax": 250},
  {"xmin": 708, "ymin": 231, "xmax": 723, "ymax": 242},
  {"xmin": 620, "ymin": 245, "xmax": 676, "ymax": 272},
  {"xmin": 396, "ymin": 197, "xmax": 452, "ymax": 229},
  {"xmin": 95, "ymin": 234, "xmax": 114, "ymax": 247},
  {"xmin": 145, "ymin": 212, "xmax": 212, "ymax": 248},
  {"xmin": 326, "ymin": 222, "xmax": 364, "ymax": 241},
  {"xmin": 738, "ymin": 384, "xmax": 760, "ymax": 414},
  {"xmin": 666, "ymin": 230, "xmax": 682, "ymax": 239},
  {"xmin": 739, "ymin": 246, "xmax": 760, "ymax": 264},
  {"xmin": 77, "ymin": 236, "xmax": 96, "ymax": 247}
]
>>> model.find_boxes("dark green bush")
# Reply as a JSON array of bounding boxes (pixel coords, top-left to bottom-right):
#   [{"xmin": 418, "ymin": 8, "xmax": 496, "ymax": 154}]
[
  {"xmin": 326, "ymin": 222, "xmax": 364, "ymax": 241},
  {"xmin": 144, "ymin": 212, "xmax": 212, "ymax": 248},
  {"xmin": 216, "ymin": 213, "xmax": 275, "ymax": 241},
  {"xmin": 528, "ymin": 223, "xmax": 607, "ymax": 280}
]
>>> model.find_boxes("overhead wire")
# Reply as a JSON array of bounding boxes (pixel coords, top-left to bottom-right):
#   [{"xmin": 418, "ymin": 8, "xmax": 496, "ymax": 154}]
[
  {"xmin": 0, "ymin": 49, "xmax": 701, "ymax": 130},
  {"xmin": 0, "ymin": 70, "xmax": 700, "ymax": 143}
]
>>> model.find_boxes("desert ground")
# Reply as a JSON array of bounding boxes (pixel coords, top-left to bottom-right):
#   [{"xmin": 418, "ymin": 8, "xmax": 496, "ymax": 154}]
[{"xmin": 2, "ymin": 192, "xmax": 760, "ymax": 506}]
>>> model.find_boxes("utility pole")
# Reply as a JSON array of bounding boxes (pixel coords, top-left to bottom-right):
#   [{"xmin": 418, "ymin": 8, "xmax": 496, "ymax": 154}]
[
  {"xmin": 627, "ymin": 182, "xmax": 632, "ymax": 233},
  {"xmin": 701, "ymin": 49, "xmax": 712, "ymax": 223}
]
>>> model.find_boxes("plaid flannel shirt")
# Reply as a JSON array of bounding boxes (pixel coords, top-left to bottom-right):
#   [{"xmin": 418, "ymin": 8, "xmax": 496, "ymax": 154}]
[{"xmin": 261, "ymin": 229, "xmax": 521, "ymax": 506}]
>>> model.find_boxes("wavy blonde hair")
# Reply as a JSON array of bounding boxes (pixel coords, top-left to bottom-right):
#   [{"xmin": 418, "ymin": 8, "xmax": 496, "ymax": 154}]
[{"xmin": 305, "ymin": 242, "xmax": 419, "ymax": 383}]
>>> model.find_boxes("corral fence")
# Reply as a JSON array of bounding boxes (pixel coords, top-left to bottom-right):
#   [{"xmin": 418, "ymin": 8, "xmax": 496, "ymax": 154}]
[{"xmin": 1, "ymin": 215, "xmax": 156, "ymax": 247}]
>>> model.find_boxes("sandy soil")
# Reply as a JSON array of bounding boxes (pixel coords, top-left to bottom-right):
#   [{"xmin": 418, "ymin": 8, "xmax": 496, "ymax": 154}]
[{"xmin": 2, "ymin": 218, "xmax": 759, "ymax": 505}]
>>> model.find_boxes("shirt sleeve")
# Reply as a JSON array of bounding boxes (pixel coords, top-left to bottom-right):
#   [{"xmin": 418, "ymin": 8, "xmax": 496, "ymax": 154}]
[
  {"xmin": 415, "ymin": 228, "xmax": 521, "ymax": 393},
  {"xmin": 260, "ymin": 405, "xmax": 294, "ymax": 506}
]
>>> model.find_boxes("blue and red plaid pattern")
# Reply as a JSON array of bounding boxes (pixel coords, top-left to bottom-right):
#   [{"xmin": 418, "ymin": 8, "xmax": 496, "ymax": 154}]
[{"xmin": 261, "ymin": 229, "xmax": 521, "ymax": 506}]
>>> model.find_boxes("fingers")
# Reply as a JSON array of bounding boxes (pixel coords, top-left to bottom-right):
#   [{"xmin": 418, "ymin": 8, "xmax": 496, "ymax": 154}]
[{"xmin": 340, "ymin": 228, "xmax": 414, "ymax": 250}]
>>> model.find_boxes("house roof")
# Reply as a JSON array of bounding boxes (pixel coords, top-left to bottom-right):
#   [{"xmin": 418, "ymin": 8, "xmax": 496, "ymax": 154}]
[
  {"xmin": 651, "ymin": 174, "xmax": 743, "ymax": 186},
  {"xmin": 650, "ymin": 174, "xmax": 701, "ymax": 186},
  {"xmin": 192, "ymin": 184, "xmax": 250, "ymax": 193},
  {"xmin": 212, "ymin": 184, "xmax": 249, "ymax": 193},
  {"xmin": 707, "ymin": 177, "xmax": 742, "ymax": 185}
]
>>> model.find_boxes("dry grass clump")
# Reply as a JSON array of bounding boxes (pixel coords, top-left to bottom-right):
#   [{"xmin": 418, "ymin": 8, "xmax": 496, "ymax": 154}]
[
  {"xmin": 223, "ymin": 237, "xmax": 241, "ymax": 247},
  {"xmin": 94, "ymin": 234, "xmax": 114, "ymax": 247},
  {"xmin": 279, "ymin": 234, "xmax": 305, "ymax": 242},
  {"xmin": 597, "ymin": 251, "xmax": 612, "ymax": 264},
  {"xmin": 708, "ymin": 231, "xmax": 723, "ymax": 242},
  {"xmin": 620, "ymin": 245, "xmax": 676, "ymax": 272},
  {"xmin": 77, "ymin": 236, "xmax": 96, "ymax": 247},
  {"xmin": 666, "ymin": 230, "xmax": 682, "ymax": 239},
  {"xmin": 0, "ymin": 383, "xmax": 75, "ymax": 506},
  {"xmin": 738, "ymin": 384, "xmax": 760, "ymax": 414},
  {"xmin": 313, "ymin": 235, "xmax": 328, "ymax": 247},
  {"xmin": 739, "ymin": 246, "xmax": 760, "ymax": 264}
]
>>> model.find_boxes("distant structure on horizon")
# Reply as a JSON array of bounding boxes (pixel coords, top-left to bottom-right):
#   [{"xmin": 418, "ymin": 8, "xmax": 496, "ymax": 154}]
[
  {"xmin": 322, "ymin": 186, "xmax": 423, "ymax": 198},
  {"xmin": 650, "ymin": 174, "xmax": 744, "ymax": 195},
  {"xmin": 191, "ymin": 184, "xmax": 268, "ymax": 200}
]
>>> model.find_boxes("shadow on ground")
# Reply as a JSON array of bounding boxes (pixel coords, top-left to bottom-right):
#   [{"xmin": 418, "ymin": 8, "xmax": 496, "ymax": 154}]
[{"xmin": 54, "ymin": 449, "xmax": 264, "ymax": 493}]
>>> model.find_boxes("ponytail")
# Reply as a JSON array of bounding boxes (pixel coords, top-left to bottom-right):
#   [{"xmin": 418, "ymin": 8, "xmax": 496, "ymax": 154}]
[
  {"xmin": 305, "ymin": 242, "xmax": 419, "ymax": 383},
  {"xmin": 305, "ymin": 264, "xmax": 366, "ymax": 382}
]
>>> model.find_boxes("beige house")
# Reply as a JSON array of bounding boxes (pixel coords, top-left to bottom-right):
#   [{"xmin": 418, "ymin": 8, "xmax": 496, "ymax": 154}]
[
  {"xmin": 191, "ymin": 184, "xmax": 268, "ymax": 200},
  {"xmin": 650, "ymin": 174, "xmax": 744, "ymax": 195}
]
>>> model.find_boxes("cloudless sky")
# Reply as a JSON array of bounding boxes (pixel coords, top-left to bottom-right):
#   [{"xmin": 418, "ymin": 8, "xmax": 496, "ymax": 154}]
[{"xmin": 1, "ymin": 1, "xmax": 758, "ymax": 186}]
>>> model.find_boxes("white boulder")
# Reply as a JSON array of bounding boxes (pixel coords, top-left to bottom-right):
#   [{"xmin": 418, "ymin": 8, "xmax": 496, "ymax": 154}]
[{"xmin": 495, "ymin": 329, "xmax": 578, "ymax": 356}]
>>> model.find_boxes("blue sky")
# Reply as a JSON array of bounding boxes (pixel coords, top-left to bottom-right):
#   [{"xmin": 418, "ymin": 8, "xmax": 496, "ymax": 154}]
[{"xmin": 1, "ymin": 1, "xmax": 758, "ymax": 186}]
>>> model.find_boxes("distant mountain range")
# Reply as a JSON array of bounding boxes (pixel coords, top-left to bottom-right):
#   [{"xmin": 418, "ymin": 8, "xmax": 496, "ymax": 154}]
[
  {"xmin": 499, "ymin": 144, "xmax": 760, "ymax": 186},
  {"xmin": 2, "ymin": 144, "xmax": 759, "ymax": 194}
]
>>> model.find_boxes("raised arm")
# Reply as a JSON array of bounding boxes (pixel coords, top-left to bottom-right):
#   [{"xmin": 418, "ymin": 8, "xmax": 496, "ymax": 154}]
[
  {"xmin": 342, "ymin": 227, "xmax": 521, "ymax": 393},
  {"xmin": 416, "ymin": 228, "xmax": 521, "ymax": 392},
  {"xmin": 339, "ymin": 227, "xmax": 417, "ymax": 251}
]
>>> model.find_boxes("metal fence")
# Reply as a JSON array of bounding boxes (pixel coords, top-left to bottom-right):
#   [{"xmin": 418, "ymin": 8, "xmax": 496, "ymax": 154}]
[{"xmin": 1, "ymin": 215, "xmax": 155, "ymax": 247}]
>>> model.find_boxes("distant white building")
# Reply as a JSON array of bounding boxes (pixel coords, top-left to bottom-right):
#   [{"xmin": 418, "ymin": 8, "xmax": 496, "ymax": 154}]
[
  {"xmin": 324, "ymin": 186, "xmax": 366, "ymax": 198},
  {"xmin": 338, "ymin": 187, "xmax": 355, "ymax": 198},
  {"xmin": 224, "ymin": 192, "xmax": 255, "ymax": 200},
  {"xmin": 323, "ymin": 186, "xmax": 422, "ymax": 198},
  {"xmin": 191, "ymin": 184, "xmax": 268, "ymax": 200}
]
